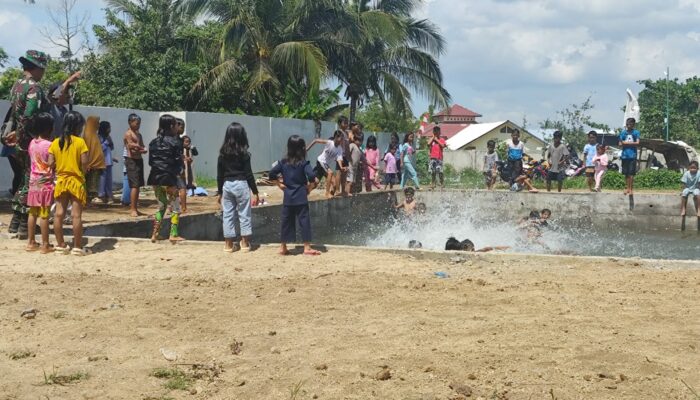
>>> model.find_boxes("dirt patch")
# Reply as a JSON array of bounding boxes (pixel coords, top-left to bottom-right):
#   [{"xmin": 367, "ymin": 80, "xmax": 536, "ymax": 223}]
[{"xmin": 0, "ymin": 238, "xmax": 698, "ymax": 399}]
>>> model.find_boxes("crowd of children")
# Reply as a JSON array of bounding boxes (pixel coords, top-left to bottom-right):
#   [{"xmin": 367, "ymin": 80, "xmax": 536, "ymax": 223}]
[{"xmin": 9, "ymin": 110, "xmax": 700, "ymax": 257}]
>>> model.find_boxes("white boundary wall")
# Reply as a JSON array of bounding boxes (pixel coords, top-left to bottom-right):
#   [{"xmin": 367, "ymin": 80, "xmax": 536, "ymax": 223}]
[{"xmin": 0, "ymin": 101, "xmax": 392, "ymax": 193}]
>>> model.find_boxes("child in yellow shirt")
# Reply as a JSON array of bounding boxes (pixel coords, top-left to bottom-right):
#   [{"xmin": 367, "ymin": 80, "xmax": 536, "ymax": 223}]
[{"xmin": 48, "ymin": 111, "xmax": 89, "ymax": 256}]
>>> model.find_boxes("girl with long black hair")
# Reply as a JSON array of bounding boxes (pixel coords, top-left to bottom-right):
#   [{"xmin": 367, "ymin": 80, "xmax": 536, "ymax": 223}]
[
  {"xmin": 217, "ymin": 122, "xmax": 259, "ymax": 253},
  {"xmin": 268, "ymin": 135, "xmax": 320, "ymax": 255},
  {"xmin": 48, "ymin": 111, "xmax": 89, "ymax": 255}
]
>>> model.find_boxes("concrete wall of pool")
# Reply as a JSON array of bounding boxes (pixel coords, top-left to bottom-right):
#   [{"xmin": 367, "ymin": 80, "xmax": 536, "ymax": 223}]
[{"xmin": 79, "ymin": 190, "xmax": 699, "ymax": 243}]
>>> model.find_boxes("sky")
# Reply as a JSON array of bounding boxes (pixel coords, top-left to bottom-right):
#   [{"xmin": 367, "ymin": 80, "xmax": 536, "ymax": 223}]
[{"xmin": 1, "ymin": 0, "xmax": 699, "ymax": 130}]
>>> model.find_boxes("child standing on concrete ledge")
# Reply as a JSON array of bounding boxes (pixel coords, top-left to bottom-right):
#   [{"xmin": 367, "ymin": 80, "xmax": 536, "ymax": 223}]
[
  {"xmin": 546, "ymin": 130, "xmax": 569, "ymax": 193},
  {"xmin": 618, "ymin": 118, "xmax": 641, "ymax": 195},
  {"xmin": 270, "ymin": 135, "xmax": 320, "ymax": 256},
  {"xmin": 591, "ymin": 144, "xmax": 608, "ymax": 192},
  {"xmin": 583, "ymin": 131, "xmax": 598, "ymax": 192},
  {"xmin": 680, "ymin": 161, "xmax": 700, "ymax": 217},
  {"xmin": 483, "ymin": 140, "xmax": 499, "ymax": 190}
]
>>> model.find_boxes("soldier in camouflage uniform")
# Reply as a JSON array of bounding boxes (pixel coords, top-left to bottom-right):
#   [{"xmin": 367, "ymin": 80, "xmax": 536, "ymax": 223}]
[{"xmin": 5, "ymin": 50, "xmax": 49, "ymax": 236}]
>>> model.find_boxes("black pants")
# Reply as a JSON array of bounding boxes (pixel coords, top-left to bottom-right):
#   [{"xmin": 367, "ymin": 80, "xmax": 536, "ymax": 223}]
[
  {"xmin": 508, "ymin": 159, "xmax": 523, "ymax": 184},
  {"xmin": 8, "ymin": 155, "xmax": 22, "ymax": 195},
  {"xmin": 281, "ymin": 204, "xmax": 312, "ymax": 243}
]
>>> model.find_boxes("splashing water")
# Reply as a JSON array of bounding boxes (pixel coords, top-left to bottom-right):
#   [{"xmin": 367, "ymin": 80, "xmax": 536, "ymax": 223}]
[{"xmin": 334, "ymin": 199, "xmax": 699, "ymax": 261}]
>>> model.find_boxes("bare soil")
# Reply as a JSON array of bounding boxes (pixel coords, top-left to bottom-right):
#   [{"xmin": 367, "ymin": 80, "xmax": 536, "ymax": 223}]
[{"xmin": 1, "ymin": 238, "xmax": 699, "ymax": 400}]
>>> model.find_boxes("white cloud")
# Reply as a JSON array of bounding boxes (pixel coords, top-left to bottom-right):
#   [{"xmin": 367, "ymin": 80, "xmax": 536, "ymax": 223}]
[
  {"xmin": 0, "ymin": 11, "xmax": 35, "ymax": 60},
  {"xmin": 413, "ymin": 0, "xmax": 700, "ymax": 128}
]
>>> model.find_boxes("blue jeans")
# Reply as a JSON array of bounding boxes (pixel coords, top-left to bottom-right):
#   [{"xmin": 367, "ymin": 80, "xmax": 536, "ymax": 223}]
[
  {"xmin": 222, "ymin": 180, "xmax": 252, "ymax": 239},
  {"xmin": 400, "ymin": 161, "xmax": 420, "ymax": 188},
  {"xmin": 121, "ymin": 173, "xmax": 130, "ymax": 205},
  {"xmin": 98, "ymin": 165, "xmax": 113, "ymax": 198}
]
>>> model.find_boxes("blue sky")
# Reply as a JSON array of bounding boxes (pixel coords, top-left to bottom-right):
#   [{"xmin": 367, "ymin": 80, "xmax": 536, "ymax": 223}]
[{"xmin": 2, "ymin": 0, "xmax": 699, "ymax": 130}]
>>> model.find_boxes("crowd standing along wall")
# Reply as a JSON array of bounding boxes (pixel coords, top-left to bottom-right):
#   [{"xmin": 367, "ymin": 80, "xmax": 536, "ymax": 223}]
[{"xmin": 0, "ymin": 101, "xmax": 393, "ymax": 194}]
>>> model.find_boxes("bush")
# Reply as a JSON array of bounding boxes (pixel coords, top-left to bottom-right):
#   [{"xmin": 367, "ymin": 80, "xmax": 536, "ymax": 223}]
[{"xmin": 635, "ymin": 169, "xmax": 682, "ymax": 190}]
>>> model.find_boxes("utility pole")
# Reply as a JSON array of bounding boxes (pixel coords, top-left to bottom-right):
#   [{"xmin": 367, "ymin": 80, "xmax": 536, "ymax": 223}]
[{"xmin": 665, "ymin": 66, "xmax": 670, "ymax": 142}]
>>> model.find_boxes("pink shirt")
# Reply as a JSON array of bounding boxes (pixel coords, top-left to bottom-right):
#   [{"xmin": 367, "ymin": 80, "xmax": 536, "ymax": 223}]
[
  {"xmin": 365, "ymin": 148, "xmax": 379, "ymax": 168},
  {"xmin": 592, "ymin": 154, "xmax": 608, "ymax": 173},
  {"xmin": 384, "ymin": 152, "xmax": 398, "ymax": 173},
  {"xmin": 429, "ymin": 137, "xmax": 446, "ymax": 160},
  {"xmin": 29, "ymin": 138, "xmax": 53, "ymax": 184},
  {"xmin": 27, "ymin": 137, "xmax": 55, "ymax": 207}
]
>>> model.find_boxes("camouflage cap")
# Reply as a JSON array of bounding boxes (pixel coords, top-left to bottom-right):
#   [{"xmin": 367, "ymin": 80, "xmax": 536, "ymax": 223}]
[{"xmin": 19, "ymin": 50, "xmax": 49, "ymax": 69}]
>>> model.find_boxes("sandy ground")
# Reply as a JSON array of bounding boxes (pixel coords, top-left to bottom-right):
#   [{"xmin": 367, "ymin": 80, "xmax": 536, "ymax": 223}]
[{"xmin": 0, "ymin": 237, "xmax": 699, "ymax": 400}]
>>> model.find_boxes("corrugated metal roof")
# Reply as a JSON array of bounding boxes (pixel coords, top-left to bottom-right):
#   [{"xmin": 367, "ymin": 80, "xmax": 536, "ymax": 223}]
[{"xmin": 446, "ymin": 121, "xmax": 508, "ymax": 150}]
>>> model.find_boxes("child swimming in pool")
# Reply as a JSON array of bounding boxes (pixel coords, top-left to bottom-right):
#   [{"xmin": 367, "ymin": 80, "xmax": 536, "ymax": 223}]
[
  {"xmin": 444, "ymin": 237, "xmax": 510, "ymax": 252},
  {"xmin": 395, "ymin": 187, "xmax": 416, "ymax": 215}
]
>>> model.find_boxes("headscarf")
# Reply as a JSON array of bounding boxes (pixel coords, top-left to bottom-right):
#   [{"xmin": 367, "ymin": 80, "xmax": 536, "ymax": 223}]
[{"xmin": 83, "ymin": 115, "xmax": 106, "ymax": 170}]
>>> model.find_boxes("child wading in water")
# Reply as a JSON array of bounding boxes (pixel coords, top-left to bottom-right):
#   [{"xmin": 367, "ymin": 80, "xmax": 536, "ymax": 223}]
[
  {"xmin": 49, "ymin": 111, "xmax": 89, "ymax": 256},
  {"xmin": 591, "ymin": 144, "xmax": 608, "ymax": 192},
  {"xmin": 269, "ymin": 135, "xmax": 320, "ymax": 256},
  {"xmin": 147, "ymin": 114, "xmax": 185, "ymax": 243},
  {"xmin": 680, "ymin": 161, "xmax": 700, "ymax": 217},
  {"xmin": 26, "ymin": 113, "xmax": 55, "ymax": 253},
  {"xmin": 395, "ymin": 187, "xmax": 417, "ymax": 215}
]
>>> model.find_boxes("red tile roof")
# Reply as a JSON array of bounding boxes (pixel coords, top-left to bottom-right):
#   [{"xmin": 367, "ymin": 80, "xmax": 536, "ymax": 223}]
[
  {"xmin": 434, "ymin": 104, "xmax": 482, "ymax": 118},
  {"xmin": 419, "ymin": 122, "xmax": 467, "ymax": 139}
]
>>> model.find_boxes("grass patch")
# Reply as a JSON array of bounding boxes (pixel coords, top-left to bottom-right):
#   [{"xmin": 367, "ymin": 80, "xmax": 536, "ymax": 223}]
[
  {"xmin": 42, "ymin": 367, "xmax": 89, "ymax": 385},
  {"xmin": 9, "ymin": 349, "xmax": 35, "ymax": 360},
  {"xmin": 150, "ymin": 367, "xmax": 193, "ymax": 391},
  {"xmin": 195, "ymin": 176, "xmax": 217, "ymax": 189},
  {"xmin": 51, "ymin": 311, "xmax": 67, "ymax": 319}
]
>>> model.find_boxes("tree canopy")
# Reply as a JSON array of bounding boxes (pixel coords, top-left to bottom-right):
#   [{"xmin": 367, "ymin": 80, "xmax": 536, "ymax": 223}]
[
  {"xmin": 637, "ymin": 77, "xmax": 700, "ymax": 147},
  {"xmin": 4, "ymin": 0, "xmax": 451, "ymax": 124}
]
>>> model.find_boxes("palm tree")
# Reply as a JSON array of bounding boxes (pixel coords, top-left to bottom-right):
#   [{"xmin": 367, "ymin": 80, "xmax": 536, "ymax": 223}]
[
  {"xmin": 334, "ymin": 0, "xmax": 451, "ymax": 121},
  {"xmin": 180, "ymin": 0, "xmax": 337, "ymax": 112}
]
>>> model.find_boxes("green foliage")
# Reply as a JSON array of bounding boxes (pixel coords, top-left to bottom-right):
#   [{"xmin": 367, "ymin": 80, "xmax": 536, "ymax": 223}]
[
  {"xmin": 637, "ymin": 77, "xmax": 700, "ymax": 147},
  {"xmin": 415, "ymin": 149, "xmax": 429, "ymax": 179},
  {"xmin": 278, "ymin": 84, "xmax": 346, "ymax": 122},
  {"xmin": 536, "ymin": 170, "xmax": 681, "ymax": 191},
  {"xmin": 0, "ymin": 59, "xmax": 69, "ymax": 100},
  {"xmin": 356, "ymin": 96, "xmax": 419, "ymax": 133},
  {"xmin": 77, "ymin": 1, "xmax": 218, "ymax": 112},
  {"xmin": 634, "ymin": 169, "xmax": 683, "ymax": 189},
  {"xmin": 0, "ymin": 68, "xmax": 22, "ymax": 99},
  {"xmin": 539, "ymin": 97, "xmax": 611, "ymax": 150},
  {"xmin": 0, "ymin": 47, "xmax": 8, "ymax": 68},
  {"xmin": 332, "ymin": 1, "xmax": 451, "ymax": 120}
]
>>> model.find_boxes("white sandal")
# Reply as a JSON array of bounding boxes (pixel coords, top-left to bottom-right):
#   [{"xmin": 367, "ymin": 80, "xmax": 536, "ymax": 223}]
[
  {"xmin": 55, "ymin": 245, "xmax": 71, "ymax": 255},
  {"xmin": 71, "ymin": 248, "xmax": 88, "ymax": 256}
]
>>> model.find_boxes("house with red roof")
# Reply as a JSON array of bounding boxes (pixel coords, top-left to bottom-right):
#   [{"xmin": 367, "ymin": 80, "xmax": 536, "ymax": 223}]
[{"xmin": 419, "ymin": 104, "xmax": 483, "ymax": 139}]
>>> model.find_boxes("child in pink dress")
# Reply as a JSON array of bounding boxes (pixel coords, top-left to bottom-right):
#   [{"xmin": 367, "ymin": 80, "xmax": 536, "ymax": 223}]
[
  {"xmin": 363, "ymin": 136, "xmax": 381, "ymax": 191},
  {"xmin": 591, "ymin": 144, "xmax": 608, "ymax": 192},
  {"xmin": 26, "ymin": 113, "xmax": 56, "ymax": 253}
]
